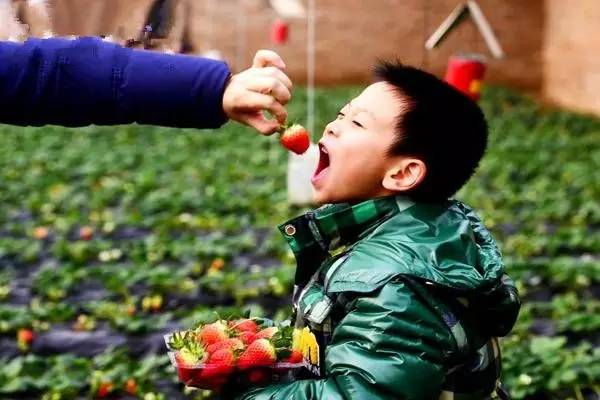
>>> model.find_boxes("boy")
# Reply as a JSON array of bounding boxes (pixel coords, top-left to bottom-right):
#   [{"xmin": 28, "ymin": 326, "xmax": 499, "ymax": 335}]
[{"xmin": 237, "ymin": 61, "xmax": 520, "ymax": 399}]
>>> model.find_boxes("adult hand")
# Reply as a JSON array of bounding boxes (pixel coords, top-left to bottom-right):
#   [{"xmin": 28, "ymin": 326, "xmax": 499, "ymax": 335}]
[{"xmin": 222, "ymin": 50, "xmax": 292, "ymax": 135}]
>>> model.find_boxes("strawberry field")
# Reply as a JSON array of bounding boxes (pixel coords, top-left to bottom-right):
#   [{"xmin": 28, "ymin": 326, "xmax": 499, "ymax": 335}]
[{"xmin": 0, "ymin": 86, "xmax": 598, "ymax": 400}]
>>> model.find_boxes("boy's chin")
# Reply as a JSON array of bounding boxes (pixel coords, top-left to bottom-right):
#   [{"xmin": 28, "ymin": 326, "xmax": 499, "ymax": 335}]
[
  {"xmin": 312, "ymin": 189, "xmax": 334, "ymax": 205},
  {"xmin": 312, "ymin": 189, "xmax": 350, "ymax": 205},
  {"xmin": 312, "ymin": 192, "xmax": 328, "ymax": 205}
]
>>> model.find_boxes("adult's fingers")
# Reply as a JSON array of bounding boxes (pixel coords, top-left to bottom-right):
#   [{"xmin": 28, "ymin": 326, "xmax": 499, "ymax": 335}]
[
  {"xmin": 252, "ymin": 49, "xmax": 286, "ymax": 69},
  {"xmin": 240, "ymin": 92, "xmax": 288, "ymax": 125},
  {"xmin": 246, "ymin": 76, "xmax": 292, "ymax": 105},
  {"xmin": 257, "ymin": 67, "xmax": 293, "ymax": 91},
  {"xmin": 244, "ymin": 112, "xmax": 280, "ymax": 135}
]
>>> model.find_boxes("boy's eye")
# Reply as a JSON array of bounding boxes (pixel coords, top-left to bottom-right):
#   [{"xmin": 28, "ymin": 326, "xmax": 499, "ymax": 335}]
[
  {"xmin": 352, "ymin": 120, "xmax": 364, "ymax": 128},
  {"xmin": 337, "ymin": 112, "xmax": 345, "ymax": 120}
]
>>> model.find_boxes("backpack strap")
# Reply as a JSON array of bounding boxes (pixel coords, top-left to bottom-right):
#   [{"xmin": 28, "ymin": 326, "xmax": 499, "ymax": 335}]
[{"xmin": 401, "ymin": 277, "xmax": 471, "ymax": 363}]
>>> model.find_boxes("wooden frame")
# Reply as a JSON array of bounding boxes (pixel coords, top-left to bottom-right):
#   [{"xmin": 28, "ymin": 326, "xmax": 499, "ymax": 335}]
[{"xmin": 425, "ymin": 0, "xmax": 504, "ymax": 59}]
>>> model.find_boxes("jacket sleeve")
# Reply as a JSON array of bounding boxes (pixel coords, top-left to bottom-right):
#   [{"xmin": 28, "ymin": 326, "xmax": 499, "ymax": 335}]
[
  {"xmin": 236, "ymin": 280, "xmax": 457, "ymax": 400},
  {"xmin": 0, "ymin": 37, "xmax": 230, "ymax": 128}
]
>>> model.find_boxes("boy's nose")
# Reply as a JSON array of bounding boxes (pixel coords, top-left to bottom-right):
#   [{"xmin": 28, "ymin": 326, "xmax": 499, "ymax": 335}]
[{"xmin": 326, "ymin": 122, "xmax": 340, "ymax": 137}]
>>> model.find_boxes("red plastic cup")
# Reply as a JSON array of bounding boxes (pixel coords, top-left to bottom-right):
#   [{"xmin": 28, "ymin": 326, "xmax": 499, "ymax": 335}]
[
  {"xmin": 271, "ymin": 19, "xmax": 289, "ymax": 45},
  {"xmin": 444, "ymin": 54, "xmax": 486, "ymax": 101}
]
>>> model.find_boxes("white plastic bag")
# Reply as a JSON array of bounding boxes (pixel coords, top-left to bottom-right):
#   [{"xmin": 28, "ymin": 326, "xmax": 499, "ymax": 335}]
[{"xmin": 287, "ymin": 143, "xmax": 318, "ymax": 205}]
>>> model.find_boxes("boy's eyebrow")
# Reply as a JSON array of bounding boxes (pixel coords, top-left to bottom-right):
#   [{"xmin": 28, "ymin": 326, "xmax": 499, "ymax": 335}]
[{"xmin": 347, "ymin": 101, "xmax": 376, "ymax": 120}]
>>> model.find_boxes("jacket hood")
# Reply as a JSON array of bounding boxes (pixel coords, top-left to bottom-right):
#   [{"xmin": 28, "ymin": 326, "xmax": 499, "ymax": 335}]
[{"xmin": 315, "ymin": 198, "xmax": 520, "ymax": 337}]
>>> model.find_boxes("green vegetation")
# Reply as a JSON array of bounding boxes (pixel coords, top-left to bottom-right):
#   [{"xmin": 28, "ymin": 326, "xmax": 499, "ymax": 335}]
[{"xmin": 0, "ymin": 86, "xmax": 598, "ymax": 399}]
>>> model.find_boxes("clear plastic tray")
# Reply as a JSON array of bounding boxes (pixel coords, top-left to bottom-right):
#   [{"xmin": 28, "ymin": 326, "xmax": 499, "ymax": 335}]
[{"xmin": 164, "ymin": 333, "xmax": 305, "ymax": 389}]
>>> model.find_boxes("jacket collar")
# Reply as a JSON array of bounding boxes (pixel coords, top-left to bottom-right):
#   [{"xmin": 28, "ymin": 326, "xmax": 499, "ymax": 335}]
[{"xmin": 278, "ymin": 196, "xmax": 415, "ymax": 259}]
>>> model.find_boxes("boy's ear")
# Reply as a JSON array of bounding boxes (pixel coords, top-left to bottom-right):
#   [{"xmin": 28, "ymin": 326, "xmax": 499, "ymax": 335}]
[{"xmin": 382, "ymin": 157, "xmax": 427, "ymax": 193}]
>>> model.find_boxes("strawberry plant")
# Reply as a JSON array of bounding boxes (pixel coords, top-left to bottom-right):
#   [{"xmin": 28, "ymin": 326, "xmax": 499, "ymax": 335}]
[{"xmin": 0, "ymin": 85, "xmax": 598, "ymax": 399}]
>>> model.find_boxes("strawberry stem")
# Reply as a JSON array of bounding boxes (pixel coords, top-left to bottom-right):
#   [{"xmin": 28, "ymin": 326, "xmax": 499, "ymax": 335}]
[{"xmin": 276, "ymin": 120, "xmax": 299, "ymax": 134}]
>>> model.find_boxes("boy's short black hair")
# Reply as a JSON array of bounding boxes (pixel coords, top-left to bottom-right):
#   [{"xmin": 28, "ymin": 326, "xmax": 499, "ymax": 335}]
[{"xmin": 374, "ymin": 61, "xmax": 488, "ymax": 203}]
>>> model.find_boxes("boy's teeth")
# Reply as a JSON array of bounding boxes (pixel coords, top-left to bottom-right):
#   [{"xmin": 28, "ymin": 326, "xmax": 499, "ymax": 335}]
[{"xmin": 322, "ymin": 147, "xmax": 328, "ymax": 154}]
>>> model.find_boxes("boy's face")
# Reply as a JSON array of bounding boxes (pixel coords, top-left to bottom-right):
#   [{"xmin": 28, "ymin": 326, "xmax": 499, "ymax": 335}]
[{"xmin": 311, "ymin": 82, "xmax": 404, "ymax": 204}]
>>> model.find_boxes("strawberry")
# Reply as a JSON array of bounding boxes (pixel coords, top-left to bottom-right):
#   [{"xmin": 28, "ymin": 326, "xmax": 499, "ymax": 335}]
[
  {"xmin": 125, "ymin": 378, "xmax": 137, "ymax": 395},
  {"xmin": 97, "ymin": 382, "xmax": 113, "ymax": 398},
  {"xmin": 175, "ymin": 347, "xmax": 205, "ymax": 368},
  {"xmin": 197, "ymin": 321, "xmax": 229, "ymax": 345},
  {"xmin": 206, "ymin": 338, "xmax": 244, "ymax": 354},
  {"xmin": 280, "ymin": 124, "xmax": 310, "ymax": 154},
  {"xmin": 237, "ymin": 338, "xmax": 276, "ymax": 369},
  {"xmin": 229, "ymin": 318, "xmax": 259, "ymax": 333},
  {"xmin": 208, "ymin": 348, "xmax": 236, "ymax": 367},
  {"xmin": 254, "ymin": 326, "xmax": 278, "ymax": 340},
  {"xmin": 238, "ymin": 330, "xmax": 256, "ymax": 345},
  {"xmin": 247, "ymin": 368, "xmax": 270, "ymax": 384},
  {"xmin": 32, "ymin": 226, "xmax": 49, "ymax": 240},
  {"xmin": 79, "ymin": 226, "xmax": 94, "ymax": 240},
  {"xmin": 174, "ymin": 339, "xmax": 207, "ymax": 383},
  {"xmin": 199, "ymin": 348, "xmax": 236, "ymax": 384},
  {"xmin": 283, "ymin": 349, "xmax": 303, "ymax": 364},
  {"xmin": 209, "ymin": 258, "xmax": 225, "ymax": 271},
  {"xmin": 17, "ymin": 328, "xmax": 34, "ymax": 344}
]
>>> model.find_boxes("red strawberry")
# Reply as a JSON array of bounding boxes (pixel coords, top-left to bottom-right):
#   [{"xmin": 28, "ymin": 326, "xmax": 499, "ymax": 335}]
[
  {"xmin": 280, "ymin": 124, "xmax": 310, "ymax": 154},
  {"xmin": 97, "ymin": 382, "xmax": 113, "ymax": 398},
  {"xmin": 229, "ymin": 318, "xmax": 259, "ymax": 333},
  {"xmin": 237, "ymin": 338, "xmax": 276, "ymax": 370},
  {"xmin": 199, "ymin": 348, "xmax": 236, "ymax": 384},
  {"xmin": 238, "ymin": 330, "xmax": 256, "ymax": 345},
  {"xmin": 283, "ymin": 349, "xmax": 303, "ymax": 364},
  {"xmin": 206, "ymin": 338, "xmax": 244, "ymax": 354},
  {"xmin": 209, "ymin": 348, "xmax": 236, "ymax": 367},
  {"xmin": 125, "ymin": 378, "xmax": 137, "ymax": 395},
  {"xmin": 254, "ymin": 327, "xmax": 278, "ymax": 340},
  {"xmin": 197, "ymin": 321, "xmax": 229, "ymax": 346},
  {"xmin": 17, "ymin": 328, "xmax": 34, "ymax": 344},
  {"xmin": 175, "ymin": 346, "xmax": 206, "ymax": 367},
  {"xmin": 175, "ymin": 349, "xmax": 199, "ymax": 367},
  {"xmin": 79, "ymin": 226, "xmax": 94, "ymax": 240},
  {"xmin": 247, "ymin": 368, "xmax": 270, "ymax": 384},
  {"xmin": 175, "ymin": 347, "xmax": 206, "ymax": 383}
]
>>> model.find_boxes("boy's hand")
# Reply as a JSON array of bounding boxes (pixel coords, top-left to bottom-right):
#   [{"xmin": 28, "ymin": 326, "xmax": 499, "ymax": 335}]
[{"xmin": 222, "ymin": 50, "xmax": 292, "ymax": 135}]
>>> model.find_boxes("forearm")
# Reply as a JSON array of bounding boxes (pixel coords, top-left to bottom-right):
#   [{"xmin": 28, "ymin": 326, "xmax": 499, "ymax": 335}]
[
  {"xmin": 235, "ymin": 375, "xmax": 357, "ymax": 400},
  {"xmin": 0, "ymin": 37, "xmax": 231, "ymax": 128}
]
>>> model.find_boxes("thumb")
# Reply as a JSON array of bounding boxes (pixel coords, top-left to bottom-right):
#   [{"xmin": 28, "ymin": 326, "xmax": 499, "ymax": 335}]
[{"xmin": 252, "ymin": 49, "xmax": 286, "ymax": 69}]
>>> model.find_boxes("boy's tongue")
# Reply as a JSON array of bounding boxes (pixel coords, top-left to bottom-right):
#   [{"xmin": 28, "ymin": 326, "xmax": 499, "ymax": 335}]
[{"xmin": 312, "ymin": 144, "xmax": 330, "ymax": 183}]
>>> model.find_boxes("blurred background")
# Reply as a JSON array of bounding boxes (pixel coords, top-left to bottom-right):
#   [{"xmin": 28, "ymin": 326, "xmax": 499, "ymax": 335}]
[{"xmin": 0, "ymin": 1, "xmax": 598, "ymax": 399}]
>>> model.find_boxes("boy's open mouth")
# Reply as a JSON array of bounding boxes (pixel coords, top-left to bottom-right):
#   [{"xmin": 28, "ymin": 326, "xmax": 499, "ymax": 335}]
[{"xmin": 312, "ymin": 143, "xmax": 330, "ymax": 185}]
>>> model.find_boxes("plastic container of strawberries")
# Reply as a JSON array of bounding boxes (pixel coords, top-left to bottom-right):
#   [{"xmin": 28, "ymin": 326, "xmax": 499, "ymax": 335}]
[{"xmin": 164, "ymin": 333, "xmax": 304, "ymax": 390}]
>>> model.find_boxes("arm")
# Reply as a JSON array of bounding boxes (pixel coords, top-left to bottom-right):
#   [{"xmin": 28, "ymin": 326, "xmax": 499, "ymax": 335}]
[
  {"xmin": 237, "ymin": 280, "xmax": 457, "ymax": 400},
  {"xmin": 0, "ymin": 37, "xmax": 230, "ymax": 128}
]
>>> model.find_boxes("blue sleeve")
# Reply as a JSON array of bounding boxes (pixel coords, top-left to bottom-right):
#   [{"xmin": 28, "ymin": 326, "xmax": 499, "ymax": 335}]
[{"xmin": 0, "ymin": 37, "xmax": 231, "ymax": 128}]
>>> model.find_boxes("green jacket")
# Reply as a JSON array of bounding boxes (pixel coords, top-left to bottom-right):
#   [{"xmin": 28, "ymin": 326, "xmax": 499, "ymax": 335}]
[{"xmin": 237, "ymin": 196, "xmax": 520, "ymax": 400}]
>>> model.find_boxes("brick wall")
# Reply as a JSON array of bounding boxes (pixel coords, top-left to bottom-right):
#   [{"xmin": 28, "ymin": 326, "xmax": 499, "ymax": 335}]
[
  {"xmin": 42, "ymin": 0, "xmax": 544, "ymax": 90},
  {"xmin": 543, "ymin": 0, "xmax": 600, "ymax": 115},
  {"xmin": 181, "ymin": 0, "xmax": 545, "ymax": 90}
]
